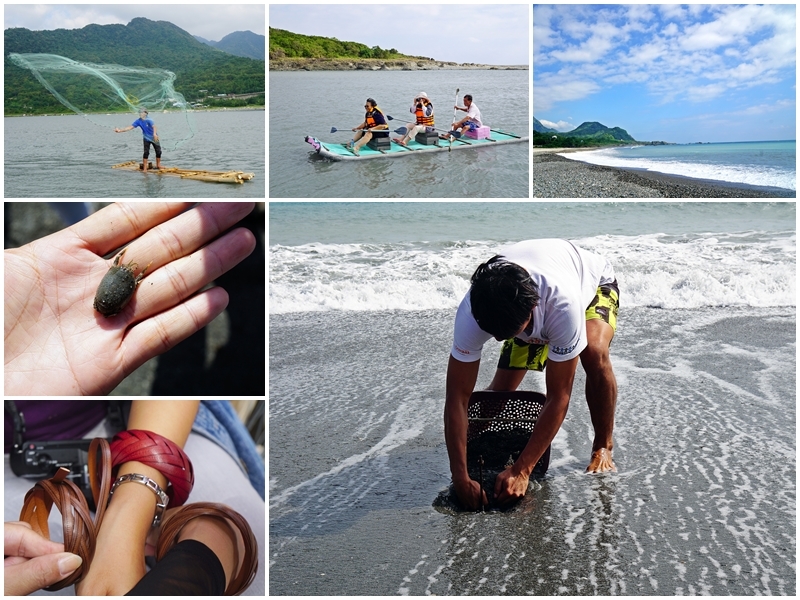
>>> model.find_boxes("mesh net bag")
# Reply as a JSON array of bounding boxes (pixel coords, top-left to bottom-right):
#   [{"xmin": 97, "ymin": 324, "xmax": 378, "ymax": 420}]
[{"xmin": 466, "ymin": 390, "xmax": 550, "ymax": 477}]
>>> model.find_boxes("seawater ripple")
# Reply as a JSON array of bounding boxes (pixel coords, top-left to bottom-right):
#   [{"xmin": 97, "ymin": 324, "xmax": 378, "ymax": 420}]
[
  {"xmin": 269, "ymin": 231, "xmax": 796, "ymax": 313},
  {"xmin": 269, "ymin": 308, "xmax": 795, "ymax": 595}
]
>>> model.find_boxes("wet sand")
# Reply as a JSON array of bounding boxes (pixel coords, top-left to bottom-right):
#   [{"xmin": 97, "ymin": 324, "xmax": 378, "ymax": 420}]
[
  {"xmin": 269, "ymin": 307, "xmax": 796, "ymax": 595},
  {"xmin": 533, "ymin": 152, "xmax": 796, "ymax": 198}
]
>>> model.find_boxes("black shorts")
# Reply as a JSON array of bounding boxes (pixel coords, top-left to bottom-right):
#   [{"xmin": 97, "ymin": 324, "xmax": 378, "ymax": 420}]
[{"xmin": 143, "ymin": 139, "xmax": 162, "ymax": 158}]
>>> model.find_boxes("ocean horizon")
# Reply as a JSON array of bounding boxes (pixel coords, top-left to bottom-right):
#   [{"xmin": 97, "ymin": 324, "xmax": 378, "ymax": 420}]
[{"xmin": 558, "ymin": 140, "xmax": 796, "ymax": 191}]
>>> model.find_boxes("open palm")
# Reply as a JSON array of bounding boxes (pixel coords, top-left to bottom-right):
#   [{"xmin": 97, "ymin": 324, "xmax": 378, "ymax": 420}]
[{"xmin": 4, "ymin": 202, "xmax": 256, "ymax": 395}]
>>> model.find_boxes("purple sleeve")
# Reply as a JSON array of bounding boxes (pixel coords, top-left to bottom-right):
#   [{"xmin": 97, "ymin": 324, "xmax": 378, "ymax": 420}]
[{"xmin": 4, "ymin": 401, "xmax": 109, "ymax": 454}]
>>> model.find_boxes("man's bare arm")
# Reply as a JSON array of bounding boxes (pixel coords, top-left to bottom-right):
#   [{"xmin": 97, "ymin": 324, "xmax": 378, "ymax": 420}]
[
  {"xmin": 444, "ymin": 355, "xmax": 482, "ymax": 508},
  {"xmin": 494, "ymin": 356, "xmax": 578, "ymax": 504}
]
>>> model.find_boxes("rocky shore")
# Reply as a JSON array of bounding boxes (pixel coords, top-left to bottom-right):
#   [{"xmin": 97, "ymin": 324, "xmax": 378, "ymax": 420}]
[
  {"xmin": 533, "ymin": 152, "xmax": 796, "ymax": 198},
  {"xmin": 270, "ymin": 57, "xmax": 527, "ymax": 71}
]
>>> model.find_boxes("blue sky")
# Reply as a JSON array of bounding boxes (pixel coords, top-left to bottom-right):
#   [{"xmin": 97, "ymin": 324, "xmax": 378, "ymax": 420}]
[
  {"xmin": 534, "ymin": 4, "xmax": 796, "ymax": 143},
  {"xmin": 270, "ymin": 4, "xmax": 528, "ymax": 65},
  {"xmin": 4, "ymin": 4, "xmax": 264, "ymax": 41}
]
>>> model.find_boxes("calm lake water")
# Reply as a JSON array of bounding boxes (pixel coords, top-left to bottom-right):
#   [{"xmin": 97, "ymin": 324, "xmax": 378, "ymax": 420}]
[
  {"xmin": 269, "ymin": 70, "xmax": 530, "ymax": 198},
  {"xmin": 4, "ymin": 110, "xmax": 265, "ymax": 198}
]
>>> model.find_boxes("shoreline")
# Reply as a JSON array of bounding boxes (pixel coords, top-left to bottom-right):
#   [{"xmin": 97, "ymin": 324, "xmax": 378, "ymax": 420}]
[
  {"xmin": 270, "ymin": 57, "xmax": 527, "ymax": 71},
  {"xmin": 533, "ymin": 152, "xmax": 795, "ymax": 198},
  {"xmin": 4, "ymin": 106, "xmax": 265, "ymax": 118}
]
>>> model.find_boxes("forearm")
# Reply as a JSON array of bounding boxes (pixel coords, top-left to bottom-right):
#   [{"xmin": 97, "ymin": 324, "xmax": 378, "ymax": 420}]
[
  {"xmin": 513, "ymin": 357, "xmax": 577, "ymax": 476},
  {"xmin": 444, "ymin": 356, "xmax": 480, "ymax": 483},
  {"xmin": 107, "ymin": 401, "xmax": 199, "ymax": 537},
  {"xmin": 511, "ymin": 393, "xmax": 569, "ymax": 476},
  {"xmin": 444, "ymin": 400, "xmax": 470, "ymax": 483}
]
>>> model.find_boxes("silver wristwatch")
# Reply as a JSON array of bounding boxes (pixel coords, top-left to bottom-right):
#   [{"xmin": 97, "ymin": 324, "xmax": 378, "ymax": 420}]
[{"xmin": 109, "ymin": 473, "xmax": 169, "ymax": 527}]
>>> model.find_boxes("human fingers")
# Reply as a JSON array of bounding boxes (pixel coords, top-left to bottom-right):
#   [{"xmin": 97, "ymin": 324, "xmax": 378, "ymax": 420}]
[
  {"xmin": 127, "ymin": 202, "xmax": 255, "ymax": 272},
  {"xmin": 4, "ymin": 522, "xmax": 65, "ymax": 558},
  {"xmin": 454, "ymin": 479, "xmax": 480, "ymax": 511},
  {"xmin": 119, "ymin": 286, "xmax": 230, "ymax": 376},
  {"xmin": 70, "ymin": 202, "xmax": 193, "ymax": 255},
  {"xmin": 126, "ymin": 226, "xmax": 255, "ymax": 322},
  {"xmin": 4, "ymin": 552, "xmax": 82, "ymax": 595}
]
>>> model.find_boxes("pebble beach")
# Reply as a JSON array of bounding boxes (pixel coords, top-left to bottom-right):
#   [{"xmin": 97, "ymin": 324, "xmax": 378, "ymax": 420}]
[{"xmin": 533, "ymin": 151, "xmax": 796, "ymax": 198}]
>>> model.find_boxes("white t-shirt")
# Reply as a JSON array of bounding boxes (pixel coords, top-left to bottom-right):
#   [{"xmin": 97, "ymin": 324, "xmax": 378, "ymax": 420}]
[
  {"xmin": 465, "ymin": 102, "xmax": 482, "ymax": 127},
  {"xmin": 451, "ymin": 239, "xmax": 615, "ymax": 364}
]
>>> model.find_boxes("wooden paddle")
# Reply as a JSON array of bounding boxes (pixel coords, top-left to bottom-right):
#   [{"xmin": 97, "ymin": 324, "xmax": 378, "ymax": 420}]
[{"xmin": 450, "ymin": 88, "xmax": 460, "ymax": 151}]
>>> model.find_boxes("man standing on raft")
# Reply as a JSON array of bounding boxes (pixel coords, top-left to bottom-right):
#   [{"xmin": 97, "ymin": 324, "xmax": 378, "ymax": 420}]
[
  {"xmin": 115, "ymin": 108, "xmax": 161, "ymax": 172},
  {"xmin": 444, "ymin": 239, "xmax": 620, "ymax": 510}
]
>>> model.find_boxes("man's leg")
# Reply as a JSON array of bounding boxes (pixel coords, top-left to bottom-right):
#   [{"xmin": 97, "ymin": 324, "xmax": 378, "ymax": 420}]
[
  {"xmin": 142, "ymin": 140, "xmax": 150, "ymax": 172},
  {"xmin": 580, "ymin": 318, "xmax": 617, "ymax": 472}
]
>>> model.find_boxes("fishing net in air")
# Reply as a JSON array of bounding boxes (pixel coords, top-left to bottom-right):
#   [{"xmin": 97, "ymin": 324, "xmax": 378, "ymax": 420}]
[{"xmin": 8, "ymin": 53, "xmax": 196, "ymax": 151}]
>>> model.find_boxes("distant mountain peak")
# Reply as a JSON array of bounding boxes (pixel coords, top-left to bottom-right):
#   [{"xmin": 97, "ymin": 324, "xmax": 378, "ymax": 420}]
[
  {"xmin": 534, "ymin": 116, "xmax": 557, "ymax": 133},
  {"xmin": 194, "ymin": 30, "xmax": 265, "ymax": 60},
  {"xmin": 563, "ymin": 121, "xmax": 635, "ymax": 141}
]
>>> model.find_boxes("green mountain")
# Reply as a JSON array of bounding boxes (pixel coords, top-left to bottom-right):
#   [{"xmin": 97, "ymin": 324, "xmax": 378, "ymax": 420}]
[
  {"xmin": 561, "ymin": 121, "xmax": 635, "ymax": 142},
  {"xmin": 196, "ymin": 30, "xmax": 265, "ymax": 60},
  {"xmin": 533, "ymin": 117, "xmax": 557, "ymax": 133},
  {"xmin": 5, "ymin": 18, "xmax": 265, "ymax": 115},
  {"xmin": 269, "ymin": 26, "xmax": 414, "ymax": 60}
]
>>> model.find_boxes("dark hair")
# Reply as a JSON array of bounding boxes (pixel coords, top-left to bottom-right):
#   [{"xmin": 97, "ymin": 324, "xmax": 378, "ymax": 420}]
[
  {"xmin": 366, "ymin": 98, "xmax": 376, "ymax": 108},
  {"xmin": 464, "ymin": 94, "xmax": 473, "ymax": 102},
  {"xmin": 469, "ymin": 255, "xmax": 539, "ymax": 339}
]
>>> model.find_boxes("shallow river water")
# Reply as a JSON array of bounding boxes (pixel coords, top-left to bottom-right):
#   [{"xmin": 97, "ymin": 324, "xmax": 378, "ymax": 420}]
[
  {"xmin": 4, "ymin": 109, "xmax": 265, "ymax": 198},
  {"xmin": 268, "ymin": 69, "xmax": 529, "ymax": 198}
]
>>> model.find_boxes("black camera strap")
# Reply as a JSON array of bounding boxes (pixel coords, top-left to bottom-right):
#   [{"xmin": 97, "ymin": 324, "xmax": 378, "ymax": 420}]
[{"xmin": 4, "ymin": 400, "xmax": 25, "ymax": 449}]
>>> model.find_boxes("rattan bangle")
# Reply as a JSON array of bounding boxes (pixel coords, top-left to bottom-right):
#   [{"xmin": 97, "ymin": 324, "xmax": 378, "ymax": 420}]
[
  {"xmin": 156, "ymin": 502, "xmax": 258, "ymax": 595},
  {"xmin": 17, "ymin": 438, "xmax": 112, "ymax": 590},
  {"xmin": 110, "ymin": 430, "xmax": 194, "ymax": 506}
]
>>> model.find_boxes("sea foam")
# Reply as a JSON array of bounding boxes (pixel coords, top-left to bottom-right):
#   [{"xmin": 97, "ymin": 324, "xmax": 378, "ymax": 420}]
[{"xmin": 269, "ymin": 232, "xmax": 795, "ymax": 313}]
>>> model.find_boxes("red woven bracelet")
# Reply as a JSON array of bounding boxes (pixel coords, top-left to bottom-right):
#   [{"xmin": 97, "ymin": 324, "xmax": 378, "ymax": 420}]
[{"xmin": 110, "ymin": 430, "xmax": 194, "ymax": 506}]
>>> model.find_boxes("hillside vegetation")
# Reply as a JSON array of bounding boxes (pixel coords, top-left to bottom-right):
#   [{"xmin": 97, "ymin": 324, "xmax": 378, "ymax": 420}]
[
  {"xmin": 533, "ymin": 118, "xmax": 637, "ymax": 147},
  {"xmin": 5, "ymin": 18, "xmax": 265, "ymax": 115},
  {"xmin": 269, "ymin": 27, "xmax": 419, "ymax": 60}
]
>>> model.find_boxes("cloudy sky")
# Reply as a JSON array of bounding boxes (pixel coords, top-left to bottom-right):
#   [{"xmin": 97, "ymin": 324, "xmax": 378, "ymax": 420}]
[
  {"xmin": 4, "ymin": 4, "xmax": 265, "ymax": 42},
  {"xmin": 534, "ymin": 4, "xmax": 796, "ymax": 143},
  {"xmin": 269, "ymin": 4, "xmax": 529, "ymax": 65}
]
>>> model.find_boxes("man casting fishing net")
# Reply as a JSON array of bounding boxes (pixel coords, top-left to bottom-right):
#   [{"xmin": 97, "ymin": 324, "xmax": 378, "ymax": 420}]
[
  {"xmin": 115, "ymin": 109, "xmax": 161, "ymax": 171},
  {"xmin": 445, "ymin": 239, "xmax": 620, "ymax": 510}
]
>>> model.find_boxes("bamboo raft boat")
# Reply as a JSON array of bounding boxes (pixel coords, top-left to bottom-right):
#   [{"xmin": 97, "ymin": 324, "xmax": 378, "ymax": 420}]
[{"xmin": 112, "ymin": 161, "xmax": 255, "ymax": 184}]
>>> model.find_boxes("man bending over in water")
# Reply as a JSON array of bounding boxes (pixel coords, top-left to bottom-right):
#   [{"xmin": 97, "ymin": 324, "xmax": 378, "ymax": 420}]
[{"xmin": 444, "ymin": 239, "xmax": 620, "ymax": 510}]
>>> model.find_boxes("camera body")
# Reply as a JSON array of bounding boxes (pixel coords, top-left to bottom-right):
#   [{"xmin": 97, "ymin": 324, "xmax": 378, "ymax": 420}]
[
  {"xmin": 5, "ymin": 401, "xmax": 127, "ymax": 510},
  {"xmin": 9, "ymin": 439, "xmax": 95, "ymax": 507}
]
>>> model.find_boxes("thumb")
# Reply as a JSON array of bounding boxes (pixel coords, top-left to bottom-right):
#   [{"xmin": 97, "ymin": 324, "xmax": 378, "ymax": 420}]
[{"xmin": 4, "ymin": 552, "xmax": 82, "ymax": 596}]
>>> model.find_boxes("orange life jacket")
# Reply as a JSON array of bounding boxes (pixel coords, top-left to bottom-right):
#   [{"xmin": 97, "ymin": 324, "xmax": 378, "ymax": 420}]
[
  {"xmin": 365, "ymin": 107, "xmax": 387, "ymax": 129},
  {"xmin": 415, "ymin": 101, "xmax": 434, "ymax": 126}
]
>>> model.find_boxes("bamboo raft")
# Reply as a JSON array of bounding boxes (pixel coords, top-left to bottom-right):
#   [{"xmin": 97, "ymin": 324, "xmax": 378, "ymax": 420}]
[{"xmin": 112, "ymin": 161, "xmax": 255, "ymax": 184}]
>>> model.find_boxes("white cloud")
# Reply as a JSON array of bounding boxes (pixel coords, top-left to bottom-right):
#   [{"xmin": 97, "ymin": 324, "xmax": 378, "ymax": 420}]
[
  {"xmin": 535, "ymin": 4, "xmax": 796, "ymax": 109},
  {"xmin": 534, "ymin": 76, "xmax": 600, "ymax": 111},
  {"xmin": 662, "ymin": 22, "xmax": 678, "ymax": 37},
  {"xmin": 731, "ymin": 99, "xmax": 795, "ymax": 116},
  {"xmin": 539, "ymin": 118, "xmax": 575, "ymax": 132}
]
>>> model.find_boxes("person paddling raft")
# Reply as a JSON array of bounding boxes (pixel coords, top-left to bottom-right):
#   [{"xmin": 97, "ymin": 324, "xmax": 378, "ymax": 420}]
[
  {"xmin": 449, "ymin": 94, "xmax": 483, "ymax": 141},
  {"xmin": 347, "ymin": 98, "xmax": 389, "ymax": 156},
  {"xmin": 114, "ymin": 109, "xmax": 161, "ymax": 172},
  {"xmin": 394, "ymin": 92, "xmax": 434, "ymax": 146}
]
